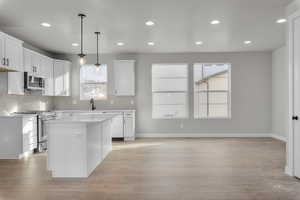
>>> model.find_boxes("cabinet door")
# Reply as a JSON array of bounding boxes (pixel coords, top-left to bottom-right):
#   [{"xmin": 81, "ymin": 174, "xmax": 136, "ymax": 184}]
[
  {"xmin": 0, "ymin": 33, "xmax": 5, "ymax": 69},
  {"xmin": 43, "ymin": 57, "xmax": 54, "ymax": 96},
  {"xmin": 5, "ymin": 36, "xmax": 23, "ymax": 71},
  {"xmin": 32, "ymin": 53, "xmax": 44, "ymax": 77},
  {"xmin": 63, "ymin": 61, "xmax": 71, "ymax": 96},
  {"xmin": 23, "ymin": 48, "xmax": 33, "ymax": 73},
  {"xmin": 53, "ymin": 61, "xmax": 65, "ymax": 96},
  {"xmin": 114, "ymin": 60, "xmax": 135, "ymax": 96},
  {"xmin": 111, "ymin": 115, "xmax": 123, "ymax": 138},
  {"xmin": 124, "ymin": 116, "xmax": 134, "ymax": 138},
  {"xmin": 7, "ymin": 72, "xmax": 24, "ymax": 95}
]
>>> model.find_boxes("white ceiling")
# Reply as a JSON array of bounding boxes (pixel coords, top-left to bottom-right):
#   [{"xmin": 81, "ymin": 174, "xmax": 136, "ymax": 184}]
[{"xmin": 0, "ymin": 0, "xmax": 292, "ymax": 54}]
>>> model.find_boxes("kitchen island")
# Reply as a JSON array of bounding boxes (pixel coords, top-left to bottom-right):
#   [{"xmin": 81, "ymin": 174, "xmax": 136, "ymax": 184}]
[{"xmin": 45, "ymin": 113, "xmax": 117, "ymax": 178}]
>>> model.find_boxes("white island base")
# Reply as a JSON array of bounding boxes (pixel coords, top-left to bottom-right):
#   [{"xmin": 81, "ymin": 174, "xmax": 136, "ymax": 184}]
[{"xmin": 46, "ymin": 118, "xmax": 112, "ymax": 178}]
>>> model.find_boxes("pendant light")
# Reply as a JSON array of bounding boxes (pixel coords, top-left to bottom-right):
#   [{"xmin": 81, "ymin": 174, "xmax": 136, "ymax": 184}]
[
  {"xmin": 95, "ymin": 32, "xmax": 101, "ymax": 71},
  {"xmin": 78, "ymin": 13, "xmax": 86, "ymax": 65}
]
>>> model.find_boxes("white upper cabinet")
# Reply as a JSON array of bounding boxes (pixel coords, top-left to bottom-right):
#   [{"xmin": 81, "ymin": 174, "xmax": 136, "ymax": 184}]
[
  {"xmin": 53, "ymin": 59, "xmax": 71, "ymax": 96},
  {"xmin": 23, "ymin": 48, "xmax": 46, "ymax": 77},
  {"xmin": 64, "ymin": 61, "xmax": 71, "ymax": 96},
  {"xmin": 113, "ymin": 60, "xmax": 135, "ymax": 96},
  {"xmin": 43, "ymin": 57, "xmax": 54, "ymax": 96},
  {"xmin": 0, "ymin": 32, "xmax": 23, "ymax": 72}
]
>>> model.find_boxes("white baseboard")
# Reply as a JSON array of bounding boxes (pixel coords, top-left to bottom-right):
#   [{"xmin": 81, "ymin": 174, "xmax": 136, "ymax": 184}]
[
  {"xmin": 270, "ymin": 134, "xmax": 287, "ymax": 142},
  {"xmin": 136, "ymin": 133, "xmax": 272, "ymax": 138}
]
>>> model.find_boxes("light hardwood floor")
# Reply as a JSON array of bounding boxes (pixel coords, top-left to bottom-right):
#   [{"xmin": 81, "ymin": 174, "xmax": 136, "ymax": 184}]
[{"xmin": 0, "ymin": 138, "xmax": 300, "ymax": 200}]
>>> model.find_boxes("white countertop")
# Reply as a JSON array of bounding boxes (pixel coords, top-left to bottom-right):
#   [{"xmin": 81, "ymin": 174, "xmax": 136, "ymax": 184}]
[
  {"xmin": 45, "ymin": 118, "xmax": 109, "ymax": 124},
  {"xmin": 46, "ymin": 113, "xmax": 120, "ymax": 124}
]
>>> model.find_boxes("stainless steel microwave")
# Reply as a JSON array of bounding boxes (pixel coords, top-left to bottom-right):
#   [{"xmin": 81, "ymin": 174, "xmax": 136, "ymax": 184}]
[{"xmin": 24, "ymin": 72, "xmax": 45, "ymax": 90}]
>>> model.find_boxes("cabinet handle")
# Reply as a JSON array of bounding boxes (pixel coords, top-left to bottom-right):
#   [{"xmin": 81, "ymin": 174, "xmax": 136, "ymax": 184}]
[
  {"xmin": 6, "ymin": 58, "xmax": 9, "ymax": 66},
  {"xmin": 2, "ymin": 58, "xmax": 5, "ymax": 66}
]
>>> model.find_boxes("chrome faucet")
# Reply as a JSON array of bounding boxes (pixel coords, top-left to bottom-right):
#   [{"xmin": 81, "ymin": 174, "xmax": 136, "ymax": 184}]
[{"xmin": 90, "ymin": 98, "xmax": 96, "ymax": 111}]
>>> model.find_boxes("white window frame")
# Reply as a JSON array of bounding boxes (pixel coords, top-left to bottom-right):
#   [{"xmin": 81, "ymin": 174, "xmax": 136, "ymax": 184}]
[
  {"xmin": 152, "ymin": 63, "xmax": 189, "ymax": 119},
  {"xmin": 80, "ymin": 64, "xmax": 108, "ymax": 101},
  {"xmin": 193, "ymin": 63, "xmax": 232, "ymax": 119}
]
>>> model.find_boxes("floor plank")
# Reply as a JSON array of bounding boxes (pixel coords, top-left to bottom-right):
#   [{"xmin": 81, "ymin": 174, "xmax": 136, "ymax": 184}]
[{"xmin": 0, "ymin": 138, "xmax": 299, "ymax": 200}]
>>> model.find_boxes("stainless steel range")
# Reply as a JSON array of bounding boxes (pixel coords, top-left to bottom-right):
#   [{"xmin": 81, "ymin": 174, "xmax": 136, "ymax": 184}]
[{"xmin": 14, "ymin": 111, "xmax": 56, "ymax": 153}]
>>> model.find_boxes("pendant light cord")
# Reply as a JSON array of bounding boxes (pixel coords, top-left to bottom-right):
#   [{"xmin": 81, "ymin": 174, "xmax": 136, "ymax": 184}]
[
  {"xmin": 80, "ymin": 15, "xmax": 83, "ymax": 55},
  {"xmin": 78, "ymin": 14, "xmax": 86, "ymax": 57},
  {"xmin": 95, "ymin": 32, "xmax": 101, "ymax": 66},
  {"xmin": 97, "ymin": 33, "xmax": 99, "ymax": 64}
]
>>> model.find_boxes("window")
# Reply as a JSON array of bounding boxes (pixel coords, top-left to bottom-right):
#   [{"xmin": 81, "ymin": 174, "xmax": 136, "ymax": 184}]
[
  {"xmin": 194, "ymin": 63, "xmax": 231, "ymax": 118},
  {"xmin": 152, "ymin": 63, "xmax": 189, "ymax": 119},
  {"xmin": 80, "ymin": 64, "xmax": 107, "ymax": 100}
]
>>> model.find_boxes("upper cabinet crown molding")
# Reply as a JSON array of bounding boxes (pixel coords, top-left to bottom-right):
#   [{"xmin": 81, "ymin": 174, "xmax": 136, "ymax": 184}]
[
  {"xmin": 113, "ymin": 60, "xmax": 135, "ymax": 96},
  {"xmin": 0, "ymin": 31, "xmax": 24, "ymax": 72}
]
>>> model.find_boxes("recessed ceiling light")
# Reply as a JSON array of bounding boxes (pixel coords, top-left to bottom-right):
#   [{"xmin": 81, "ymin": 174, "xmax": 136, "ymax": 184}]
[
  {"xmin": 210, "ymin": 20, "xmax": 220, "ymax": 25},
  {"xmin": 145, "ymin": 21, "xmax": 155, "ymax": 26},
  {"xmin": 72, "ymin": 43, "xmax": 79, "ymax": 47},
  {"xmin": 148, "ymin": 42, "xmax": 155, "ymax": 46},
  {"xmin": 117, "ymin": 42, "xmax": 124, "ymax": 46},
  {"xmin": 195, "ymin": 41, "xmax": 203, "ymax": 45},
  {"xmin": 276, "ymin": 18, "xmax": 287, "ymax": 24},
  {"xmin": 41, "ymin": 22, "xmax": 51, "ymax": 27},
  {"xmin": 244, "ymin": 40, "xmax": 252, "ymax": 45}
]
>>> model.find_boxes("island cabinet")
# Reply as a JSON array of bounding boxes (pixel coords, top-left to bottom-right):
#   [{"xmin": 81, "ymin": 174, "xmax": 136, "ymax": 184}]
[{"xmin": 46, "ymin": 117, "xmax": 112, "ymax": 178}]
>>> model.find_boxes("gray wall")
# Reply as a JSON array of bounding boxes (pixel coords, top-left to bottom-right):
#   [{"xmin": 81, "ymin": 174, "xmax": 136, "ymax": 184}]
[
  {"xmin": 53, "ymin": 51, "xmax": 272, "ymax": 135},
  {"xmin": 272, "ymin": 46, "xmax": 288, "ymax": 140}
]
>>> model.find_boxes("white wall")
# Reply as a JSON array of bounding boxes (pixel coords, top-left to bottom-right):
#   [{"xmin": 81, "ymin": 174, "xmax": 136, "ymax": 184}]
[{"xmin": 272, "ymin": 46, "xmax": 288, "ymax": 141}]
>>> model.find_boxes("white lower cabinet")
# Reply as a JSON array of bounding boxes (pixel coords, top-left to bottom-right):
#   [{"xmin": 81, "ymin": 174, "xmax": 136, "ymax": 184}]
[
  {"xmin": 110, "ymin": 111, "xmax": 136, "ymax": 140},
  {"xmin": 124, "ymin": 112, "xmax": 135, "ymax": 140},
  {"xmin": 0, "ymin": 115, "xmax": 37, "ymax": 159},
  {"xmin": 111, "ymin": 115, "xmax": 124, "ymax": 138}
]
